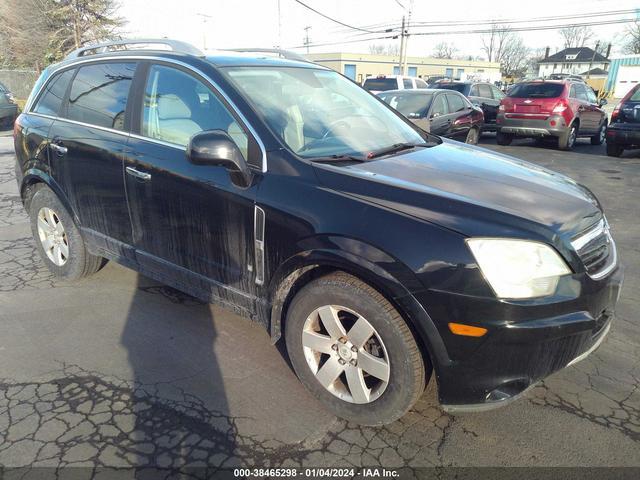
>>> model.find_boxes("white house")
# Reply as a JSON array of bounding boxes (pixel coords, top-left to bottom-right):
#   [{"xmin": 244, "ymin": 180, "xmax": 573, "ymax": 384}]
[{"xmin": 537, "ymin": 47, "xmax": 610, "ymax": 78}]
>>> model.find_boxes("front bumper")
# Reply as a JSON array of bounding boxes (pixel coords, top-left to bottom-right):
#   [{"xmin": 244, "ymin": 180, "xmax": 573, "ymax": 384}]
[
  {"xmin": 497, "ymin": 114, "xmax": 568, "ymax": 138},
  {"xmin": 415, "ymin": 265, "xmax": 623, "ymax": 411},
  {"xmin": 606, "ymin": 123, "xmax": 640, "ymax": 147}
]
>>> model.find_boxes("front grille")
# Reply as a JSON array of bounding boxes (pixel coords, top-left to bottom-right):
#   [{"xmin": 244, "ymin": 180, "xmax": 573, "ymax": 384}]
[{"xmin": 571, "ymin": 219, "xmax": 617, "ymax": 279}]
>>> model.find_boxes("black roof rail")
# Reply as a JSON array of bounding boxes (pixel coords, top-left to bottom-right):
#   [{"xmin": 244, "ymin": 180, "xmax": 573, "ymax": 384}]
[
  {"xmin": 65, "ymin": 38, "xmax": 204, "ymax": 59},
  {"xmin": 222, "ymin": 48, "xmax": 312, "ymax": 63}
]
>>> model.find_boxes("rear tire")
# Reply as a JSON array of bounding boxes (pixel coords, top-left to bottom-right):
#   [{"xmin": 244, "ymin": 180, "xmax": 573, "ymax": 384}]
[
  {"xmin": 591, "ymin": 122, "xmax": 606, "ymax": 146},
  {"xmin": 558, "ymin": 123, "xmax": 577, "ymax": 151},
  {"xmin": 606, "ymin": 142, "xmax": 623, "ymax": 158},
  {"xmin": 29, "ymin": 186, "xmax": 105, "ymax": 280},
  {"xmin": 496, "ymin": 131, "xmax": 513, "ymax": 146},
  {"xmin": 285, "ymin": 272, "xmax": 426, "ymax": 426}
]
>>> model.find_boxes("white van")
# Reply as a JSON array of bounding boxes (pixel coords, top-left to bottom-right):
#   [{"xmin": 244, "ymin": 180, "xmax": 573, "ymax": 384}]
[{"xmin": 362, "ymin": 75, "xmax": 428, "ymax": 94}]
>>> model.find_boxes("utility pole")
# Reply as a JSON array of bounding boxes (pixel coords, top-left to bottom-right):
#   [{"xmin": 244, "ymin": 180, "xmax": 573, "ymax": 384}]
[
  {"xmin": 304, "ymin": 26, "xmax": 312, "ymax": 53},
  {"xmin": 587, "ymin": 41, "xmax": 600, "ymax": 80},
  {"xmin": 277, "ymin": 0, "xmax": 282, "ymax": 49},
  {"xmin": 402, "ymin": 0, "xmax": 413, "ymax": 75},
  {"xmin": 398, "ymin": 16, "xmax": 405, "ymax": 75},
  {"xmin": 196, "ymin": 13, "xmax": 212, "ymax": 51}
]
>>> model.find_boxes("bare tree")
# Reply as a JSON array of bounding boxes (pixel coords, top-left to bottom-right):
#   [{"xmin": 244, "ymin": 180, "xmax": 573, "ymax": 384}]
[
  {"xmin": 500, "ymin": 36, "xmax": 530, "ymax": 78},
  {"xmin": 368, "ymin": 43, "xmax": 400, "ymax": 56},
  {"xmin": 624, "ymin": 21, "xmax": 640, "ymax": 54},
  {"xmin": 432, "ymin": 42, "xmax": 457, "ymax": 59},
  {"xmin": 0, "ymin": 0, "xmax": 125, "ymax": 69},
  {"xmin": 559, "ymin": 26, "xmax": 594, "ymax": 49},
  {"xmin": 481, "ymin": 23, "xmax": 513, "ymax": 63}
]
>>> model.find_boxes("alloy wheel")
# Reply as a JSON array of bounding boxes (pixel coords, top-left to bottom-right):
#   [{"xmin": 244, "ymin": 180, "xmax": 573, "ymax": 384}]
[
  {"xmin": 599, "ymin": 125, "xmax": 606, "ymax": 143},
  {"xmin": 37, "ymin": 207, "xmax": 69, "ymax": 266},
  {"xmin": 568, "ymin": 126, "xmax": 576, "ymax": 148},
  {"xmin": 302, "ymin": 305, "xmax": 390, "ymax": 404}
]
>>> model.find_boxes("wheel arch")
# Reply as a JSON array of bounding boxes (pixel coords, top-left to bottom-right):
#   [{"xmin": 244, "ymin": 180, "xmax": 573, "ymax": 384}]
[
  {"xmin": 268, "ymin": 245, "xmax": 451, "ymax": 380},
  {"xmin": 20, "ymin": 169, "xmax": 80, "ymax": 225}
]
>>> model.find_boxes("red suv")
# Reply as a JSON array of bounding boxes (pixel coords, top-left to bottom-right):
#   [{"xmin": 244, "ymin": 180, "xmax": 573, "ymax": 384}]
[{"xmin": 496, "ymin": 80, "xmax": 608, "ymax": 150}]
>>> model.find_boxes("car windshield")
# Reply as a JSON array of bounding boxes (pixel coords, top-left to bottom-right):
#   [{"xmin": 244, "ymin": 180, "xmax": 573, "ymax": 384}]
[
  {"xmin": 378, "ymin": 92, "xmax": 433, "ymax": 118},
  {"xmin": 224, "ymin": 66, "xmax": 427, "ymax": 158},
  {"xmin": 508, "ymin": 83, "xmax": 564, "ymax": 98},
  {"xmin": 362, "ymin": 77, "xmax": 398, "ymax": 91}
]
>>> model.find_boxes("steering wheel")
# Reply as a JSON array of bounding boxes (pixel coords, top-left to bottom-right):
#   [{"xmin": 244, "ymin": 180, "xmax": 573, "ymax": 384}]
[{"xmin": 321, "ymin": 119, "xmax": 352, "ymax": 140}]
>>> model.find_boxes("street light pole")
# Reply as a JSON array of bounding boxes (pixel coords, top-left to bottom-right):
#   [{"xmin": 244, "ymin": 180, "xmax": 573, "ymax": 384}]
[{"xmin": 304, "ymin": 26, "xmax": 312, "ymax": 53}]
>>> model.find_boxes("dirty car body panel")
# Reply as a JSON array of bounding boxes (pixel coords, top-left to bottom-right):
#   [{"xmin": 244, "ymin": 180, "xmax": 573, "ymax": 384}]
[{"xmin": 14, "ymin": 49, "xmax": 623, "ymax": 411}]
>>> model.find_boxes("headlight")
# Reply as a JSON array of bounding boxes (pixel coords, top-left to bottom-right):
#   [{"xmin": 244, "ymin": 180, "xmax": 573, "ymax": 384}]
[{"xmin": 466, "ymin": 238, "xmax": 571, "ymax": 299}]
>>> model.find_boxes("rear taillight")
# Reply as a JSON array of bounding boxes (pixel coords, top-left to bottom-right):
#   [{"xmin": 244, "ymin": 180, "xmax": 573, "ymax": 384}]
[
  {"xmin": 611, "ymin": 104, "xmax": 620, "ymax": 122},
  {"xmin": 552, "ymin": 100, "xmax": 568, "ymax": 113}
]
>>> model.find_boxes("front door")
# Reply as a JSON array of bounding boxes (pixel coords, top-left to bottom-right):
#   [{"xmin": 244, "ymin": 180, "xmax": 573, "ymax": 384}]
[
  {"xmin": 47, "ymin": 61, "xmax": 137, "ymax": 251},
  {"xmin": 428, "ymin": 93, "xmax": 452, "ymax": 136},
  {"xmin": 123, "ymin": 62, "xmax": 260, "ymax": 312}
]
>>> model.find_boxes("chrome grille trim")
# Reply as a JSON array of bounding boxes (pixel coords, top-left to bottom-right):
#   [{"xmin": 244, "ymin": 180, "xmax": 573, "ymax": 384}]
[{"xmin": 571, "ymin": 218, "xmax": 617, "ymax": 280}]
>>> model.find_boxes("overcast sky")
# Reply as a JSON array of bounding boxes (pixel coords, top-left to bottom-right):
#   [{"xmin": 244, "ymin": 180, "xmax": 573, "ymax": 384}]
[{"xmin": 120, "ymin": 0, "xmax": 639, "ymax": 58}]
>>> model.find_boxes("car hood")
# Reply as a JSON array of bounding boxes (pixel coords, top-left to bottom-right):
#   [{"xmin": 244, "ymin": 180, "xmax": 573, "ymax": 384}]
[{"xmin": 313, "ymin": 140, "xmax": 602, "ymax": 239}]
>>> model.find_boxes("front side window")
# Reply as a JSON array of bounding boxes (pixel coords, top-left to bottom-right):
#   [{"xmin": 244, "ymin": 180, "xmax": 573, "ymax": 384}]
[
  {"xmin": 33, "ymin": 69, "xmax": 75, "ymax": 116},
  {"xmin": 403, "ymin": 78, "xmax": 413, "ymax": 89},
  {"xmin": 478, "ymin": 84, "xmax": 492, "ymax": 99},
  {"xmin": 379, "ymin": 92, "xmax": 433, "ymax": 118},
  {"xmin": 142, "ymin": 64, "xmax": 248, "ymax": 157},
  {"xmin": 446, "ymin": 93, "xmax": 467, "ymax": 112},
  {"xmin": 224, "ymin": 67, "xmax": 425, "ymax": 158},
  {"xmin": 431, "ymin": 94, "xmax": 449, "ymax": 116},
  {"xmin": 66, "ymin": 63, "xmax": 135, "ymax": 130},
  {"xmin": 415, "ymin": 78, "xmax": 428, "ymax": 89}
]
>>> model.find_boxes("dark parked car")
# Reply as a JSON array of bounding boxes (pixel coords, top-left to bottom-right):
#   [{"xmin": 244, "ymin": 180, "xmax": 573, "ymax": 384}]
[
  {"xmin": 496, "ymin": 80, "xmax": 608, "ymax": 150},
  {"xmin": 606, "ymin": 84, "xmax": 640, "ymax": 157},
  {"xmin": 15, "ymin": 39, "xmax": 622, "ymax": 425},
  {"xmin": 0, "ymin": 81, "xmax": 18, "ymax": 127},
  {"xmin": 435, "ymin": 81, "xmax": 505, "ymax": 132},
  {"xmin": 378, "ymin": 89, "xmax": 484, "ymax": 144}
]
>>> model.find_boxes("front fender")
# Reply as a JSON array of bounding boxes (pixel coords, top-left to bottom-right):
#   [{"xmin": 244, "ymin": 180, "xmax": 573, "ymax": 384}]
[{"xmin": 267, "ymin": 236, "xmax": 452, "ymax": 371}]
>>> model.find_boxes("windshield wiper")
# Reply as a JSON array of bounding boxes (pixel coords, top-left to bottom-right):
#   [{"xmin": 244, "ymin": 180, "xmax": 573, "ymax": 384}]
[
  {"xmin": 310, "ymin": 154, "xmax": 365, "ymax": 164},
  {"xmin": 365, "ymin": 142, "xmax": 428, "ymax": 159}
]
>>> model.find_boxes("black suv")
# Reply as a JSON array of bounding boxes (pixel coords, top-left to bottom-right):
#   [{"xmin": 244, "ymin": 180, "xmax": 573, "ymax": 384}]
[
  {"xmin": 606, "ymin": 83, "xmax": 640, "ymax": 157},
  {"xmin": 14, "ymin": 39, "xmax": 622, "ymax": 426},
  {"xmin": 435, "ymin": 81, "xmax": 505, "ymax": 132}
]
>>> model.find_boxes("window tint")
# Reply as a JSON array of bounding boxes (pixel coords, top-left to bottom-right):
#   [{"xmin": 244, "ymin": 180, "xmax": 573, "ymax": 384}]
[
  {"xmin": 446, "ymin": 93, "xmax": 466, "ymax": 112},
  {"xmin": 508, "ymin": 83, "xmax": 564, "ymax": 98},
  {"xmin": 490, "ymin": 85, "xmax": 505, "ymax": 100},
  {"xmin": 66, "ymin": 63, "xmax": 135, "ymax": 130},
  {"xmin": 142, "ymin": 64, "xmax": 248, "ymax": 158},
  {"xmin": 478, "ymin": 84, "xmax": 492, "ymax": 98},
  {"xmin": 379, "ymin": 92, "xmax": 433, "ymax": 118},
  {"xmin": 431, "ymin": 94, "xmax": 448, "ymax": 116},
  {"xmin": 415, "ymin": 78, "xmax": 428, "ymax": 89},
  {"xmin": 573, "ymin": 84, "xmax": 589, "ymax": 101},
  {"xmin": 33, "ymin": 69, "xmax": 74, "ymax": 116},
  {"xmin": 362, "ymin": 78, "xmax": 397, "ymax": 91},
  {"xmin": 403, "ymin": 78, "xmax": 413, "ymax": 89}
]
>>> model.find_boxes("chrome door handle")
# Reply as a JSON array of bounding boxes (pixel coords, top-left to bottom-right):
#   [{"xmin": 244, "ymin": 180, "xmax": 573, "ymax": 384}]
[
  {"xmin": 126, "ymin": 166, "xmax": 151, "ymax": 181},
  {"xmin": 49, "ymin": 143, "xmax": 67, "ymax": 155}
]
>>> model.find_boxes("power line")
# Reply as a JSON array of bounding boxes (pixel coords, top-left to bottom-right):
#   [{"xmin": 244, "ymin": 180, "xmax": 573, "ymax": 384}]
[{"xmin": 293, "ymin": 0, "xmax": 385, "ymax": 33}]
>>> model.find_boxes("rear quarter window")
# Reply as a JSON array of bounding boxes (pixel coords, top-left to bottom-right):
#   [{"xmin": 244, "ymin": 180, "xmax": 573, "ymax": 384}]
[
  {"xmin": 508, "ymin": 83, "xmax": 565, "ymax": 98},
  {"xmin": 65, "ymin": 62, "xmax": 136, "ymax": 130},
  {"xmin": 33, "ymin": 69, "xmax": 75, "ymax": 116},
  {"xmin": 363, "ymin": 78, "xmax": 397, "ymax": 91}
]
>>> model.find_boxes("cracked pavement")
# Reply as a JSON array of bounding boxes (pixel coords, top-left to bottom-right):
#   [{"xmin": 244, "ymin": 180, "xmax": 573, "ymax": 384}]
[{"xmin": 0, "ymin": 130, "xmax": 639, "ymax": 471}]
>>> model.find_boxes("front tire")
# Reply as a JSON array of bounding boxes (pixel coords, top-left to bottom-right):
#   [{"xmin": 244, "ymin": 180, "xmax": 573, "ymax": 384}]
[
  {"xmin": 496, "ymin": 131, "xmax": 513, "ymax": 146},
  {"xmin": 29, "ymin": 186, "xmax": 104, "ymax": 280},
  {"xmin": 465, "ymin": 127, "xmax": 479, "ymax": 145},
  {"xmin": 285, "ymin": 272, "xmax": 426, "ymax": 426},
  {"xmin": 606, "ymin": 142, "xmax": 623, "ymax": 157}
]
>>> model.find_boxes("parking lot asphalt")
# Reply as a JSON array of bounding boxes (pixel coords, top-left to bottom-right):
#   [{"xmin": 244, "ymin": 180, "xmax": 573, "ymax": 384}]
[{"xmin": 0, "ymin": 129, "xmax": 638, "ymax": 471}]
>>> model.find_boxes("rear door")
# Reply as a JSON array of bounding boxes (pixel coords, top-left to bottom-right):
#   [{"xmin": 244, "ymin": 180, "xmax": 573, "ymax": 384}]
[
  {"xmin": 445, "ymin": 93, "xmax": 472, "ymax": 139},
  {"xmin": 47, "ymin": 61, "xmax": 137, "ymax": 253},
  {"xmin": 619, "ymin": 86, "xmax": 640, "ymax": 123},
  {"xmin": 573, "ymin": 83, "xmax": 598, "ymax": 132}
]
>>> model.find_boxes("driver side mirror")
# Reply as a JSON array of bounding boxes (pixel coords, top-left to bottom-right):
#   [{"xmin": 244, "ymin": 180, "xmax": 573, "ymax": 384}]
[
  {"xmin": 598, "ymin": 98, "xmax": 608, "ymax": 107},
  {"xmin": 187, "ymin": 130, "xmax": 252, "ymax": 186},
  {"xmin": 430, "ymin": 111, "xmax": 441, "ymax": 120}
]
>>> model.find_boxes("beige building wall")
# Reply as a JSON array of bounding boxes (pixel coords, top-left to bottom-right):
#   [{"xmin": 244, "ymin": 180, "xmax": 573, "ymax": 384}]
[{"xmin": 305, "ymin": 52, "xmax": 502, "ymax": 84}]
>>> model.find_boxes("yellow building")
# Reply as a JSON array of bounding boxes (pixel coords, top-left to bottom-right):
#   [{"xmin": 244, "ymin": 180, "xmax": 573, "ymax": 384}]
[{"xmin": 305, "ymin": 52, "xmax": 502, "ymax": 84}]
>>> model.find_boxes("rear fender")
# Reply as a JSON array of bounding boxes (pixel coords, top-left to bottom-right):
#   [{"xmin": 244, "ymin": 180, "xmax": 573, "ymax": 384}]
[{"xmin": 20, "ymin": 169, "xmax": 80, "ymax": 225}]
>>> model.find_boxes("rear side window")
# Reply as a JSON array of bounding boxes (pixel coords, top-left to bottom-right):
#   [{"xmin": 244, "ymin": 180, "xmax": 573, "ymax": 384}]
[
  {"xmin": 33, "ymin": 69, "xmax": 75, "ymax": 116},
  {"xmin": 478, "ymin": 84, "xmax": 492, "ymax": 99},
  {"xmin": 415, "ymin": 78, "xmax": 428, "ymax": 89},
  {"xmin": 403, "ymin": 78, "xmax": 413, "ymax": 89},
  {"xmin": 508, "ymin": 83, "xmax": 564, "ymax": 98},
  {"xmin": 66, "ymin": 63, "xmax": 136, "ymax": 131},
  {"xmin": 363, "ymin": 78, "xmax": 397, "ymax": 91}
]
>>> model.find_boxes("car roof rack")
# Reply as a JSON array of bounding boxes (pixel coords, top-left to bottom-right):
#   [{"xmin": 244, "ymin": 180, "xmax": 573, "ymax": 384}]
[
  {"xmin": 65, "ymin": 38, "xmax": 204, "ymax": 59},
  {"xmin": 222, "ymin": 48, "xmax": 311, "ymax": 63}
]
